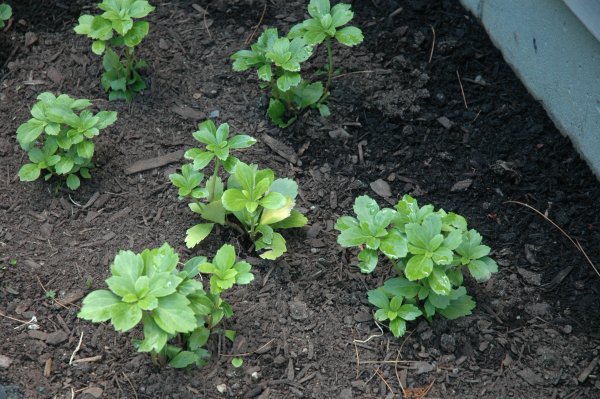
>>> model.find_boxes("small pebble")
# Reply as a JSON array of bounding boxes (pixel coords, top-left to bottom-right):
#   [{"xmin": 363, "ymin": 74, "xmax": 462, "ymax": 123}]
[{"xmin": 209, "ymin": 110, "xmax": 220, "ymax": 118}]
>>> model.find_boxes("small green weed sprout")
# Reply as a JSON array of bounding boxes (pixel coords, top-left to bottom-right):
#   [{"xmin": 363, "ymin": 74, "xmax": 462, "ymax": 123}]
[
  {"xmin": 78, "ymin": 243, "xmax": 253, "ymax": 369},
  {"xmin": 231, "ymin": 0, "xmax": 363, "ymax": 128},
  {"xmin": 16, "ymin": 92, "xmax": 117, "ymax": 190},
  {"xmin": 0, "ymin": 4, "xmax": 11, "ymax": 28},
  {"xmin": 74, "ymin": 0, "xmax": 155, "ymax": 100},
  {"xmin": 335, "ymin": 195, "xmax": 498, "ymax": 337}
]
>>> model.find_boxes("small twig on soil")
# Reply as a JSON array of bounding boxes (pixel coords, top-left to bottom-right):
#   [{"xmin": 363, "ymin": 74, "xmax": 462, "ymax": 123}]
[
  {"xmin": 395, "ymin": 349, "xmax": 408, "ymax": 398},
  {"xmin": 429, "ymin": 25, "xmax": 435, "ymax": 63},
  {"xmin": 352, "ymin": 328, "xmax": 360, "ymax": 379},
  {"xmin": 68, "ymin": 194, "xmax": 82, "ymax": 207},
  {"xmin": 374, "ymin": 367, "xmax": 395, "ymax": 395},
  {"xmin": 69, "ymin": 331, "xmax": 84, "ymax": 365},
  {"xmin": 354, "ymin": 318, "xmax": 383, "ymax": 343},
  {"xmin": 72, "ymin": 355, "xmax": 102, "ymax": 364},
  {"xmin": 504, "ymin": 201, "xmax": 600, "ymax": 277},
  {"xmin": 220, "ymin": 338, "xmax": 276, "ymax": 357},
  {"xmin": 246, "ymin": 1, "xmax": 268, "ymax": 45},
  {"xmin": 122, "ymin": 372, "xmax": 139, "ymax": 399},
  {"xmin": 262, "ymin": 264, "xmax": 276, "ymax": 286},
  {"xmin": 472, "ymin": 109, "xmax": 482, "ymax": 122},
  {"xmin": 0, "ymin": 313, "xmax": 39, "ymax": 328},
  {"xmin": 332, "ymin": 70, "xmax": 374, "ymax": 80},
  {"xmin": 457, "ymin": 70, "xmax": 468, "ymax": 108},
  {"xmin": 204, "ymin": 2, "xmax": 213, "ymax": 39},
  {"xmin": 1, "ymin": 45, "xmax": 20, "ymax": 71}
]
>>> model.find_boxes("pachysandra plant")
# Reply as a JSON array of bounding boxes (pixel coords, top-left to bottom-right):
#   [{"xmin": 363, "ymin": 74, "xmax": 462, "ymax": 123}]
[
  {"xmin": 78, "ymin": 243, "xmax": 253, "ymax": 369},
  {"xmin": 170, "ymin": 121, "xmax": 256, "ymax": 248},
  {"xmin": 231, "ymin": 0, "xmax": 363, "ymax": 128},
  {"xmin": 335, "ymin": 195, "xmax": 498, "ymax": 337},
  {"xmin": 0, "ymin": 4, "xmax": 11, "ymax": 28},
  {"xmin": 222, "ymin": 161, "xmax": 308, "ymax": 259},
  {"xmin": 74, "ymin": 0, "xmax": 155, "ymax": 101},
  {"xmin": 16, "ymin": 92, "xmax": 117, "ymax": 190}
]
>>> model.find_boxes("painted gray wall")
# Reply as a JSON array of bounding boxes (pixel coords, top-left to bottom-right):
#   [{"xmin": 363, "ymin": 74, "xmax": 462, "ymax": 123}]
[{"xmin": 460, "ymin": 0, "xmax": 600, "ymax": 178}]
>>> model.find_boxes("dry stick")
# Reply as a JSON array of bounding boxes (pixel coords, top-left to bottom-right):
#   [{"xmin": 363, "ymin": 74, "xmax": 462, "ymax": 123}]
[
  {"xmin": 354, "ymin": 318, "xmax": 383, "ymax": 343},
  {"xmin": 428, "ymin": 25, "xmax": 435, "ymax": 63},
  {"xmin": 246, "ymin": 1, "xmax": 268, "ymax": 45},
  {"xmin": 395, "ymin": 331, "xmax": 414, "ymax": 399},
  {"xmin": 504, "ymin": 201, "xmax": 600, "ymax": 277},
  {"xmin": 69, "ymin": 331, "xmax": 84, "ymax": 365},
  {"xmin": 204, "ymin": 2, "xmax": 213, "ymax": 39},
  {"xmin": 332, "ymin": 70, "xmax": 374, "ymax": 80},
  {"xmin": 457, "ymin": 70, "xmax": 467, "ymax": 108},
  {"xmin": 352, "ymin": 328, "xmax": 361, "ymax": 379},
  {"xmin": 0, "ymin": 313, "xmax": 39, "ymax": 328},
  {"xmin": 122, "ymin": 372, "xmax": 139, "ymax": 399},
  {"xmin": 472, "ymin": 109, "xmax": 482, "ymax": 122},
  {"xmin": 374, "ymin": 367, "xmax": 395, "ymax": 395},
  {"xmin": 220, "ymin": 338, "xmax": 276, "ymax": 357}
]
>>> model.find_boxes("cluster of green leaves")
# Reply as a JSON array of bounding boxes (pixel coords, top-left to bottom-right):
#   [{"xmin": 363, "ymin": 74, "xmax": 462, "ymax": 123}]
[
  {"xmin": 231, "ymin": 0, "xmax": 363, "ymax": 128},
  {"xmin": 74, "ymin": 0, "xmax": 154, "ymax": 100},
  {"xmin": 170, "ymin": 122, "xmax": 307, "ymax": 259},
  {"xmin": 0, "ymin": 4, "xmax": 11, "ymax": 28},
  {"xmin": 335, "ymin": 195, "xmax": 498, "ymax": 337},
  {"xmin": 78, "ymin": 243, "xmax": 253, "ymax": 369},
  {"xmin": 16, "ymin": 92, "xmax": 117, "ymax": 190}
]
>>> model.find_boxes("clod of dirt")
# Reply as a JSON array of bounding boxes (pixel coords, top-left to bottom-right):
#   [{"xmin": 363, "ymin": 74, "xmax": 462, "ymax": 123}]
[
  {"xmin": 81, "ymin": 387, "xmax": 103, "ymax": 398},
  {"xmin": 45, "ymin": 331, "xmax": 68, "ymax": 345},
  {"xmin": 340, "ymin": 388, "xmax": 353, "ymax": 399},
  {"xmin": 288, "ymin": 301, "xmax": 309, "ymax": 321},
  {"xmin": 329, "ymin": 128, "xmax": 351, "ymax": 139},
  {"xmin": 40, "ymin": 222, "xmax": 53, "ymax": 239},
  {"xmin": 518, "ymin": 268, "xmax": 541, "ymax": 286},
  {"xmin": 450, "ymin": 179, "xmax": 472, "ymax": 192},
  {"xmin": 517, "ymin": 368, "xmax": 545, "ymax": 386},
  {"xmin": 526, "ymin": 303, "xmax": 551, "ymax": 317},
  {"xmin": 25, "ymin": 32, "xmax": 38, "ymax": 47},
  {"xmin": 437, "ymin": 116, "xmax": 453, "ymax": 130},
  {"xmin": 440, "ymin": 334, "xmax": 456, "ymax": 353},
  {"xmin": 370, "ymin": 179, "xmax": 392, "ymax": 197},
  {"xmin": 0, "ymin": 354, "xmax": 13, "ymax": 369},
  {"xmin": 171, "ymin": 105, "xmax": 206, "ymax": 120},
  {"xmin": 415, "ymin": 361, "xmax": 435, "ymax": 374}
]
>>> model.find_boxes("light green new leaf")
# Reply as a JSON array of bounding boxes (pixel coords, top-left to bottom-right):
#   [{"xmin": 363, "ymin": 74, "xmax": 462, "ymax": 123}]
[
  {"xmin": 357, "ymin": 248, "xmax": 378, "ymax": 273},
  {"xmin": 256, "ymin": 232, "xmax": 286, "ymax": 260},
  {"xmin": 18, "ymin": 164, "xmax": 41, "ymax": 182},
  {"xmin": 331, "ymin": 3, "xmax": 353, "ymax": 28},
  {"xmin": 382, "ymin": 277, "xmax": 422, "ymax": 299},
  {"xmin": 334, "ymin": 216, "xmax": 359, "ymax": 232},
  {"xmin": 137, "ymin": 314, "xmax": 168, "ymax": 353},
  {"xmin": 185, "ymin": 223, "xmax": 214, "ymax": 248},
  {"xmin": 111, "ymin": 250, "xmax": 144, "ymax": 283},
  {"xmin": 335, "ymin": 26, "xmax": 364, "ymax": 46},
  {"xmin": 379, "ymin": 228, "xmax": 408, "ymax": 259},
  {"xmin": 222, "ymin": 189, "xmax": 250, "ymax": 212},
  {"xmin": 389, "ymin": 318, "xmax": 407, "ymax": 337},
  {"xmin": 468, "ymin": 259, "xmax": 491, "ymax": 280},
  {"xmin": 397, "ymin": 304, "xmax": 422, "ymax": 321},
  {"xmin": 437, "ymin": 294, "xmax": 476, "ymax": 319},
  {"xmin": 404, "ymin": 254, "xmax": 433, "ymax": 280},
  {"xmin": 337, "ymin": 226, "xmax": 371, "ymax": 247},
  {"xmin": 189, "ymin": 326, "xmax": 210, "ymax": 350},
  {"xmin": 78, "ymin": 290, "xmax": 121, "ymax": 322},
  {"xmin": 110, "ymin": 302, "xmax": 142, "ymax": 332},
  {"xmin": 16, "ymin": 121, "xmax": 46, "ymax": 144},
  {"xmin": 367, "ymin": 289, "xmax": 390, "ymax": 310},
  {"xmin": 146, "ymin": 272, "xmax": 182, "ymax": 298},
  {"xmin": 153, "ymin": 293, "xmax": 197, "ymax": 334},
  {"xmin": 260, "ymin": 197, "xmax": 295, "ymax": 225},
  {"xmin": 66, "ymin": 174, "xmax": 80, "ymax": 190},
  {"xmin": 428, "ymin": 266, "xmax": 451, "ymax": 295},
  {"xmin": 269, "ymin": 209, "xmax": 308, "ymax": 229},
  {"xmin": 259, "ymin": 192, "xmax": 287, "ymax": 209}
]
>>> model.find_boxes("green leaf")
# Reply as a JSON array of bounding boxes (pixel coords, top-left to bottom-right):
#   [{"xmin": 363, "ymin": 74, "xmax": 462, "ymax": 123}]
[
  {"xmin": 437, "ymin": 294, "xmax": 476, "ymax": 320},
  {"xmin": 259, "ymin": 192, "xmax": 287, "ymax": 209},
  {"xmin": 447, "ymin": 270, "xmax": 464, "ymax": 287},
  {"xmin": 442, "ymin": 229, "xmax": 463, "ymax": 251},
  {"xmin": 269, "ymin": 178, "xmax": 299, "ymax": 199},
  {"xmin": 233, "ymin": 161, "xmax": 254, "ymax": 193},
  {"xmin": 66, "ymin": 174, "xmax": 80, "ymax": 190},
  {"xmin": 357, "ymin": 248, "xmax": 378, "ymax": 273},
  {"xmin": 201, "ymin": 201, "xmax": 226, "ymax": 224},
  {"xmin": 337, "ymin": 226, "xmax": 371, "ymax": 247},
  {"xmin": 137, "ymin": 294, "xmax": 158, "ymax": 310},
  {"xmin": 404, "ymin": 255, "xmax": 433, "ymax": 280},
  {"xmin": 334, "ymin": 216, "xmax": 359, "ymax": 231},
  {"xmin": 397, "ymin": 304, "xmax": 422, "ymax": 321},
  {"xmin": 353, "ymin": 195, "xmax": 379, "ymax": 224},
  {"xmin": 335, "ymin": 26, "xmax": 364, "ymax": 46},
  {"xmin": 382, "ymin": 277, "xmax": 422, "ymax": 299},
  {"xmin": 368, "ymin": 289, "xmax": 390, "ymax": 310},
  {"xmin": 106, "ymin": 275, "xmax": 137, "ymax": 298},
  {"xmin": 185, "ymin": 223, "xmax": 214, "ymax": 248},
  {"xmin": 74, "ymin": 14, "xmax": 93, "ymax": 35},
  {"xmin": 112, "ymin": 250, "xmax": 144, "ymax": 282},
  {"xmin": 18, "ymin": 164, "xmax": 41, "ymax": 182},
  {"xmin": 269, "ymin": 209, "xmax": 307, "ymax": 229},
  {"xmin": 276, "ymin": 70, "xmax": 301, "ymax": 91},
  {"xmin": 92, "ymin": 40, "xmax": 106, "ymax": 55},
  {"xmin": 379, "ymin": 229, "xmax": 408, "ymax": 259},
  {"xmin": 129, "ymin": 0, "xmax": 156, "ymax": 18},
  {"xmin": 227, "ymin": 134, "xmax": 257, "ymax": 149},
  {"xmin": 256, "ymin": 232, "xmax": 287, "ymax": 260},
  {"xmin": 232, "ymin": 358, "xmax": 243, "ymax": 368},
  {"xmin": 427, "ymin": 289, "xmax": 450, "ymax": 309},
  {"xmin": 77, "ymin": 139, "xmax": 95, "ymax": 159},
  {"xmin": 169, "ymin": 351, "xmax": 199, "ymax": 368},
  {"xmin": 55, "ymin": 157, "xmax": 74, "ymax": 175},
  {"xmin": 222, "ymin": 189, "xmax": 250, "ymax": 212},
  {"xmin": 89, "ymin": 16, "xmax": 113, "ymax": 39},
  {"xmin": 468, "ymin": 260, "xmax": 491, "ymax": 280},
  {"xmin": 137, "ymin": 314, "xmax": 168, "ymax": 353},
  {"xmin": 267, "ymin": 98, "xmax": 296, "ymax": 128},
  {"xmin": 308, "ymin": 0, "xmax": 331, "ymax": 19},
  {"xmin": 225, "ymin": 330, "xmax": 236, "ymax": 342},
  {"xmin": 110, "ymin": 302, "xmax": 142, "ymax": 332},
  {"xmin": 428, "ymin": 266, "xmax": 452, "ymax": 295},
  {"xmin": 260, "ymin": 197, "xmax": 295, "ymax": 226},
  {"xmin": 16, "ymin": 121, "xmax": 46, "ymax": 144},
  {"xmin": 189, "ymin": 326, "xmax": 210, "ymax": 350},
  {"xmin": 77, "ymin": 290, "xmax": 121, "ymax": 322},
  {"xmin": 480, "ymin": 256, "xmax": 498, "ymax": 274},
  {"xmin": 389, "ymin": 318, "xmax": 407, "ymax": 337},
  {"xmin": 214, "ymin": 244, "xmax": 236, "ymax": 275},
  {"xmin": 153, "ymin": 293, "xmax": 197, "ymax": 334},
  {"xmin": 331, "ymin": 3, "xmax": 353, "ymax": 28},
  {"xmin": 432, "ymin": 246, "xmax": 454, "ymax": 265}
]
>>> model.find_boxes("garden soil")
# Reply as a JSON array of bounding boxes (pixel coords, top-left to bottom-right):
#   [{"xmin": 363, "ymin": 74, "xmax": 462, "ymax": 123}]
[{"xmin": 1, "ymin": 0, "xmax": 600, "ymax": 398}]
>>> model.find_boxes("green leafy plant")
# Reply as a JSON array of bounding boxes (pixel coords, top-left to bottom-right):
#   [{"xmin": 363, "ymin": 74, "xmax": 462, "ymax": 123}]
[
  {"xmin": 169, "ymin": 120, "xmax": 256, "ymax": 248},
  {"xmin": 221, "ymin": 161, "xmax": 308, "ymax": 259},
  {"xmin": 335, "ymin": 195, "xmax": 498, "ymax": 337},
  {"xmin": 10, "ymin": 259, "xmax": 17, "ymax": 265},
  {"xmin": 74, "ymin": 0, "xmax": 155, "ymax": 100},
  {"xmin": 16, "ymin": 92, "xmax": 117, "ymax": 190},
  {"xmin": 78, "ymin": 243, "xmax": 254, "ymax": 369},
  {"xmin": 231, "ymin": 0, "xmax": 363, "ymax": 128},
  {"xmin": 0, "ymin": 4, "xmax": 11, "ymax": 28},
  {"xmin": 46, "ymin": 290, "xmax": 56, "ymax": 298}
]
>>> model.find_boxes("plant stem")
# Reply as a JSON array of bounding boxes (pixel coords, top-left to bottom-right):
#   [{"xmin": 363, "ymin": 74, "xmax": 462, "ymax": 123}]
[
  {"xmin": 388, "ymin": 257, "xmax": 403, "ymax": 277},
  {"xmin": 225, "ymin": 220, "xmax": 246, "ymax": 236},
  {"xmin": 318, "ymin": 36, "xmax": 334, "ymax": 104},
  {"xmin": 270, "ymin": 77, "xmax": 281, "ymax": 102},
  {"xmin": 208, "ymin": 158, "xmax": 221, "ymax": 202},
  {"xmin": 192, "ymin": 198, "xmax": 205, "ymax": 213},
  {"xmin": 125, "ymin": 46, "xmax": 134, "ymax": 82},
  {"xmin": 286, "ymin": 90, "xmax": 296, "ymax": 112},
  {"xmin": 150, "ymin": 349, "xmax": 159, "ymax": 367}
]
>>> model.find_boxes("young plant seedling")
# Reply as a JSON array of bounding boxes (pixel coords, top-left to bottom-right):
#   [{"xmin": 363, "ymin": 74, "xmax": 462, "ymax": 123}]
[
  {"xmin": 74, "ymin": 0, "xmax": 155, "ymax": 100},
  {"xmin": 169, "ymin": 120, "xmax": 256, "ymax": 248},
  {"xmin": 0, "ymin": 4, "xmax": 11, "ymax": 28},
  {"xmin": 231, "ymin": 0, "xmax": 363, "ymax": 128},
  {"xmin": 78, "ymin": 243, "xmax": 253, "ymax": 369},
  {"xmin": 222, "ymin": 161, "xmax": 308, "ymax": 259},
  {"xmin": 335, "ymin": 195, "xmax": 498, "ymax": 337},
  {"xmin": 16, "ymin": 92, "xmax": 117, "ymax": 190}
]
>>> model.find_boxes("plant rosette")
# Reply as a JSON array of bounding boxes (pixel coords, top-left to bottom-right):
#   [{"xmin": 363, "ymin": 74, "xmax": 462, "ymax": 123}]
[
  {"xmin": 74, "ymin": 0, "xmax": 155, "ymax": 100},
  {"xmin": 78, "ymin": 243, "xmax": 254, "ymax": 369},
  {"xmin": 0, "ymin": 4, "xmax": 11, "ymax": 28},
  {"xmin": 16, "ymin": 92, "xmax": 117, "ymax": 190},
  {"xmin": 335, "ymin": 195, "xmax": 499, "ymax": 337},
  {"xmin": 169, "ymin": 120, "xmax": 256, "ymax": 248}
]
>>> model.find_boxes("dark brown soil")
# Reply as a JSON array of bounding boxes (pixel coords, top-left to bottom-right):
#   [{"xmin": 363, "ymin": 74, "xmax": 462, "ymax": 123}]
[{"xmin": 1, "ymin": 0, "xmax": 600, "ymax": 398}]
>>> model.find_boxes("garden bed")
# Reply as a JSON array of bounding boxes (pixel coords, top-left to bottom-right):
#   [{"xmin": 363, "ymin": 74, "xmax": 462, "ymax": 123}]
[{"xmin": 1, "ymin": 0, "xmax": 600, "ymax": 398}]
